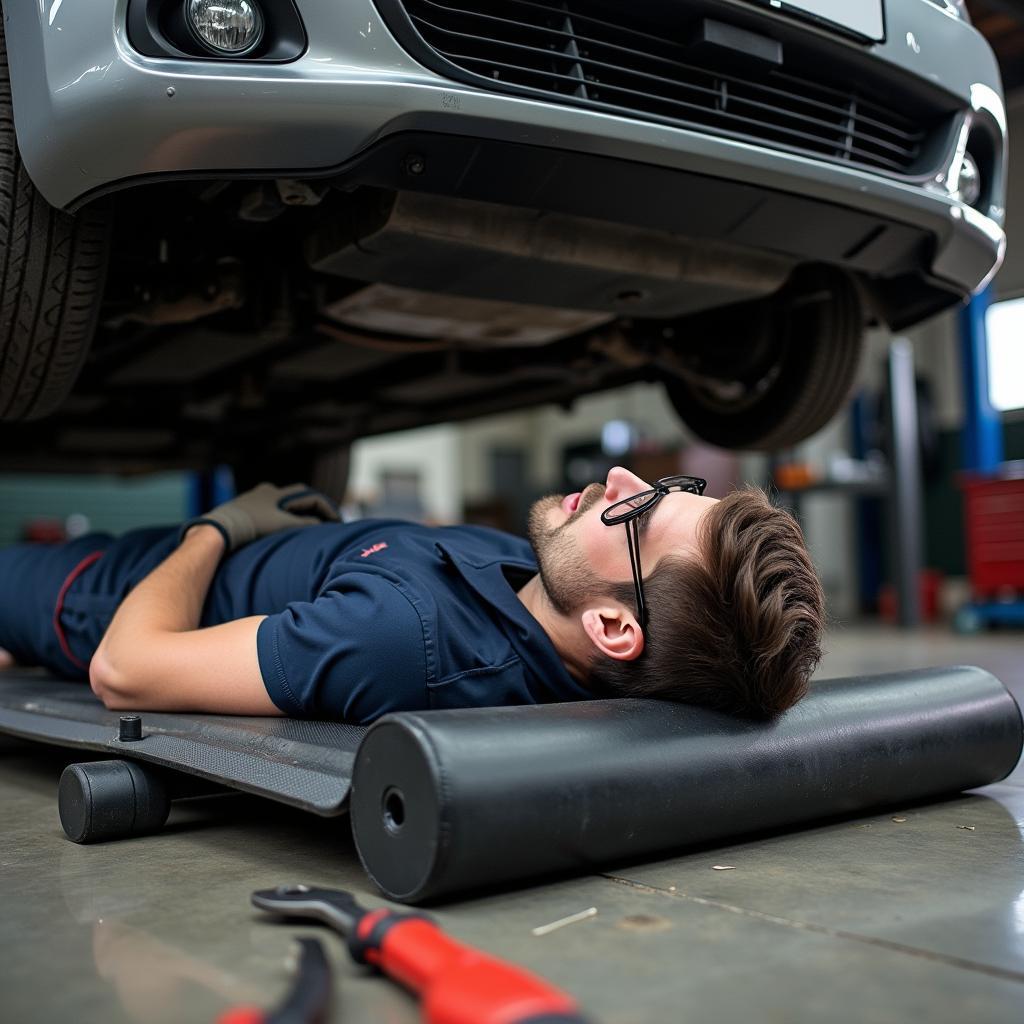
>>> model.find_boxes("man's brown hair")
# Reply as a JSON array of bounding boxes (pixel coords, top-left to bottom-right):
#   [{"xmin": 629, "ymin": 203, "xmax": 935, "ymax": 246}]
[{"xmin": 588, "ymin": 487, "xmax": 825, "ymax": 718}]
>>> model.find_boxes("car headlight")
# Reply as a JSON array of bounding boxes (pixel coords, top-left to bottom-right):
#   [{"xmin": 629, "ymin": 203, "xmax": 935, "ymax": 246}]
[
  {"xmin": 186, "ymin": 0, "xmax": 264, "ymax": 56},
  {"xmin": 956, "ymin": 151, "xmax": 983, "ymax": 207}
]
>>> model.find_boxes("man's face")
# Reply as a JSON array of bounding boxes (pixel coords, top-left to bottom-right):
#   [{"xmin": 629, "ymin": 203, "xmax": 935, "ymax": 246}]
[{"xmin": 527, "ymin": 466, "xmax": 720, "ymax": 616}]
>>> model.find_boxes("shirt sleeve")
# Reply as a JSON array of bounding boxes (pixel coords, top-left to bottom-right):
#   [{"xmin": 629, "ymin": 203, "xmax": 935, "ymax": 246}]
[{"xmin": 255, "ymin": 573, "xmax": 428, "ymax": 723}]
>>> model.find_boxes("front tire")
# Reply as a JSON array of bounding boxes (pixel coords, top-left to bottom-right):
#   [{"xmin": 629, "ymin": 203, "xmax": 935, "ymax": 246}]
[
  {"xmin": 665, "ymin": 266, "xmax": 864, "ymax": 450},
  {"xmin": 0, "ymin": 25, "xmax": 111, "ymax": 421}
]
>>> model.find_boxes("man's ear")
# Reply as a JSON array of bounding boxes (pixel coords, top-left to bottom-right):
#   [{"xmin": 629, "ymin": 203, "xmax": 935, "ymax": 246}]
[{"xmin": 580, "ymin": 605, "xmax": 644, "ymax": 662}]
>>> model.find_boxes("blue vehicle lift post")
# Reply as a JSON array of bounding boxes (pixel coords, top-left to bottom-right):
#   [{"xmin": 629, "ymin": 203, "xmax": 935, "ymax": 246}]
[{"xmin": 959, "ymin": 285, "xmax": 1003, "ymax": 475}]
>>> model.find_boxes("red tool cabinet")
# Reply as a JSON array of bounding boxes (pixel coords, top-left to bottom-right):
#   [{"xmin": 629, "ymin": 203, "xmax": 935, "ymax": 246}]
[{"xmin": 961, "ymin": 468, "xmax": 1024, "ymax": 597}]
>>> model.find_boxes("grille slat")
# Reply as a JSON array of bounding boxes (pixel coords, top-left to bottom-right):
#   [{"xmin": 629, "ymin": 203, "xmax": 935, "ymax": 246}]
[
  {"xmin": 386, "ymin": 0, "xmax": 948, "ymax": 177},
  {"xmin": 435, "ymin": 48, "xmax": 911, "ymax": 172},
  {"xmin": 414, "ymin": 0, "xmax": 922, "ymax": 144},
  {"xmin": 414, "ymin": 18, "xmax": 922, "ymax": 163}
]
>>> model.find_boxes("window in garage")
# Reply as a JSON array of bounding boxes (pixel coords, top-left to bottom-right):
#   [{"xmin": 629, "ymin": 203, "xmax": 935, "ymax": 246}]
[{"xmin": 986, "ymin": 296, "xmax": 1024, "ymax": 412}]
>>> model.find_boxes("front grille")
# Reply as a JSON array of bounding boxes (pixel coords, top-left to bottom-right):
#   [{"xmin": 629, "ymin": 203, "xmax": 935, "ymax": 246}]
[{"xmin": 378, "ymin": 0, "xmax": 942, "ymax": 177}]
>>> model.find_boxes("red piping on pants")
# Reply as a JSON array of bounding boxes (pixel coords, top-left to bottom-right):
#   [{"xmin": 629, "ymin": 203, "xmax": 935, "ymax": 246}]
[{"xmin": 52, "ymin": 551, "xmax": 104, "ymax": 672}]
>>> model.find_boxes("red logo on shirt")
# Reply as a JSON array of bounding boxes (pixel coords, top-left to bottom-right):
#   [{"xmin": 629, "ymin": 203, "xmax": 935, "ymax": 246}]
[{"xmin": 361, "ymin": 542, "xmax": 389, "ymax": 558}]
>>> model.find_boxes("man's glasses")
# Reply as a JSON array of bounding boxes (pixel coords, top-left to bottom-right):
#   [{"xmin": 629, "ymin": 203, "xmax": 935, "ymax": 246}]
[{"xmin": 599, "ymin": 475, "xmax": 707, "ymax": 629}]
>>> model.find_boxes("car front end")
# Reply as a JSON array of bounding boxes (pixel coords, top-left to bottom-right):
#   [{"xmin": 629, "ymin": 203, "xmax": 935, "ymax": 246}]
[{"xmin": 7, "ymin": 0, "xmax": 1005, "ymax": 317}]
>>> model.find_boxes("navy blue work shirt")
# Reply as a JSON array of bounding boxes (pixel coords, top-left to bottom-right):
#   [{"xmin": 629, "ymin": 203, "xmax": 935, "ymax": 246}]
[{"xmin": 207, "ymin": 521, "xmax": 591, "ymax": 723}]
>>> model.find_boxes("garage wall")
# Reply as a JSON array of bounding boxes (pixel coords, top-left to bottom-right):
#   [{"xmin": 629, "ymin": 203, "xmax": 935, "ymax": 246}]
[
  {"xmin": 349, "ymin": 424, "xmax": 462, "ymax": 523},
  {"xmin": 787, "ymin": 410, "xmax": 859, "ymax": 622},
  {"xmin": 0, "ymin": 473, "xmax": 188, "ymax": 546},
  {"xmin": 457, "ymin": 382, "xmax": 688, "ymax": 505}
]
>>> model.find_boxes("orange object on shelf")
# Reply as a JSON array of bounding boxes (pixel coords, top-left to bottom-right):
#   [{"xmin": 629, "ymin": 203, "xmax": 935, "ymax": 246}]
[{"xmin": 774, "ymin": 463, "xmax": 818, "ymax": 490}]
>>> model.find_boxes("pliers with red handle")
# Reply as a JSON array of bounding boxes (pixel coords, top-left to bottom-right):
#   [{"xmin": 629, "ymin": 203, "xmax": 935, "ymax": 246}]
[
  {"xmin": 218, "ymin": 936, "xmax": 332, "ymax": 1024},
  {"xmin": 250, "ymin": 884, "xmax": 592, "ymax": 1024}
]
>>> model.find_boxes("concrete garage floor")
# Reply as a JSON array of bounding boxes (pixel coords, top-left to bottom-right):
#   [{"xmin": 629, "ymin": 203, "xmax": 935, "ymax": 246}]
[{"xmin": 2, "ymin": 626, "xmax": 1023, "ymax": 1024}]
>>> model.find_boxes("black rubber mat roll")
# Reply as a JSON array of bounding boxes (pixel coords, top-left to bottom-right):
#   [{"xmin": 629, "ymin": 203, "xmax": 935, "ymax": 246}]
[{"xmin": 350, "ymin": 666, "xmax": 1023, "ymax": 903}]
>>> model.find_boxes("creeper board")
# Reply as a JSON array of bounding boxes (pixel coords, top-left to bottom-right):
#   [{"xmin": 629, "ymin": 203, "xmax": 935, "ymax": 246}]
[{"xmin": 0, "ymin": 670, "xmax": 365, "ymax": 815}]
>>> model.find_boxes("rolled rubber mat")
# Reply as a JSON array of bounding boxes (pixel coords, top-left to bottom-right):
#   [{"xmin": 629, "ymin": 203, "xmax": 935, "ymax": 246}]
[
  {"xmin": 350, "ymin": 666, "xmax": 1023, "ymax": 902},
  {"xmin": 0, "ymin": 671, "xmax": 364, "ymax": 814}
]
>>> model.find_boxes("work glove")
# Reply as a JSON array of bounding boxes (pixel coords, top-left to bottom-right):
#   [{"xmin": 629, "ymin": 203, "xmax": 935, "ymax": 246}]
[{"xmin": 180, "ymin": 481, "xmax": 340, "ymax": 553}]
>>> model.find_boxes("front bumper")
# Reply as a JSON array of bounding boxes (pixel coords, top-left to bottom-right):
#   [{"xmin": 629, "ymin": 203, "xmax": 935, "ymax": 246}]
[{"xmin": 4, "ymin": 0, "xmax": 1006, "ymax": 302}]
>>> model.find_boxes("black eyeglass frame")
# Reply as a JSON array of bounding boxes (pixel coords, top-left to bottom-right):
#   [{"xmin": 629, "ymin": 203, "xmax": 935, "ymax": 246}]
[{"xmin": 599, "ymin": 475, "xmax": 707, "ymax": 629}]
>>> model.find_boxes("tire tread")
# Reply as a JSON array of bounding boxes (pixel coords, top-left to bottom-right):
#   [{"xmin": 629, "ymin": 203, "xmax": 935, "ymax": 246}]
[
  {"xmin": 667, "ymin": 266, "xmax": 865, "ymax": 451},
  {"xmin": 0, "ymin": 24, "xmax": 110, "ymax": 422}
]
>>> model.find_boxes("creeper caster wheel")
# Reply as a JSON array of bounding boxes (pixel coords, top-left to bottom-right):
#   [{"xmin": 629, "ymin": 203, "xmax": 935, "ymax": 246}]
[{"xmin": 59, "ymin": 759, "xmax": 171, "ymax": 843}]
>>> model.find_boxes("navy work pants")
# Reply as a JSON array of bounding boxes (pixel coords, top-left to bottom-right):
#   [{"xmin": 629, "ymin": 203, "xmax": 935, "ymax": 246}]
[{"xmin": 0, "ymin": 527, "xmax": 178, "ymax": 679}]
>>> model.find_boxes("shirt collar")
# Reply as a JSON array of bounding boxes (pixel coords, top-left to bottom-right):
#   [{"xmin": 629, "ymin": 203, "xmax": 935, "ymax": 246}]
[{"xmin": 434, "ymin": 542, "xmax": 592, "ymax": 703}]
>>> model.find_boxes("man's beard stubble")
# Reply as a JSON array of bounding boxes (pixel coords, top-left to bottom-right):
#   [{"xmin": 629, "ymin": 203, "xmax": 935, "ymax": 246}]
[{"xmin": 526, "ymin": 483, "xmax": 606, "ymax": 615}]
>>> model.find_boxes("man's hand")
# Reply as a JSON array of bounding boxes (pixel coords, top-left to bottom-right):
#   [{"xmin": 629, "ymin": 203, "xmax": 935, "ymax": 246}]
[{"xmin": 183, "ymin": 481, "xmax": 340, "ymax": 553}]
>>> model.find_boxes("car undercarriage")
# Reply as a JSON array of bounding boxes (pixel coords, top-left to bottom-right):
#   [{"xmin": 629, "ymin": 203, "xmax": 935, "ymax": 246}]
[{"xmin": 0, "ymin": 0, "xmax": 1007, "ymax": 475}]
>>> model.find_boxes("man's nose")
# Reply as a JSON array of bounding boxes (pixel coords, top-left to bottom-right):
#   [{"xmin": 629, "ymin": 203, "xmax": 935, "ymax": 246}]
[{"xmin": 603, "ymin": 466, "xmax": 651, "ymax": 503}]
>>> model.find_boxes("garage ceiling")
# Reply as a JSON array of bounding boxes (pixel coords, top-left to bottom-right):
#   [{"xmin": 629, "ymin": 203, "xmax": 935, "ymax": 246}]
[{"xmin": 968, "ymin": 0, "xmax": 1024, "ymax": 94}]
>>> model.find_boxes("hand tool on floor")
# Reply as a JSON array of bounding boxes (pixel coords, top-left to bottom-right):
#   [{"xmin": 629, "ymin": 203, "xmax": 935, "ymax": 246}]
[
  {"xmin": 217, "ymin": 936, "xmax": 332, "ymax": 1024},
  {"xmin": 251, "ymin": 884, "xmax": 590, "ymax": 1024}
]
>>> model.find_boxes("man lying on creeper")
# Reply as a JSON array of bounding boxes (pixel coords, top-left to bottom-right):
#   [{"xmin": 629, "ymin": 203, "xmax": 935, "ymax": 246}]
[{"xmin": 0, "ymin": 468, "xmax": 824, "ymax": 723}]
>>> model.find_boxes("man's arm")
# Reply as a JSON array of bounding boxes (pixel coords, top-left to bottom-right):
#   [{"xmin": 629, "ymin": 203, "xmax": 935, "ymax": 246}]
[
  {"xmin": 89, "ymin": 482, "xmax": 339, "ymax": 716},
  {"xmin": 89, "ymin": 524, "xmax": 281, "ymax": 715}
]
